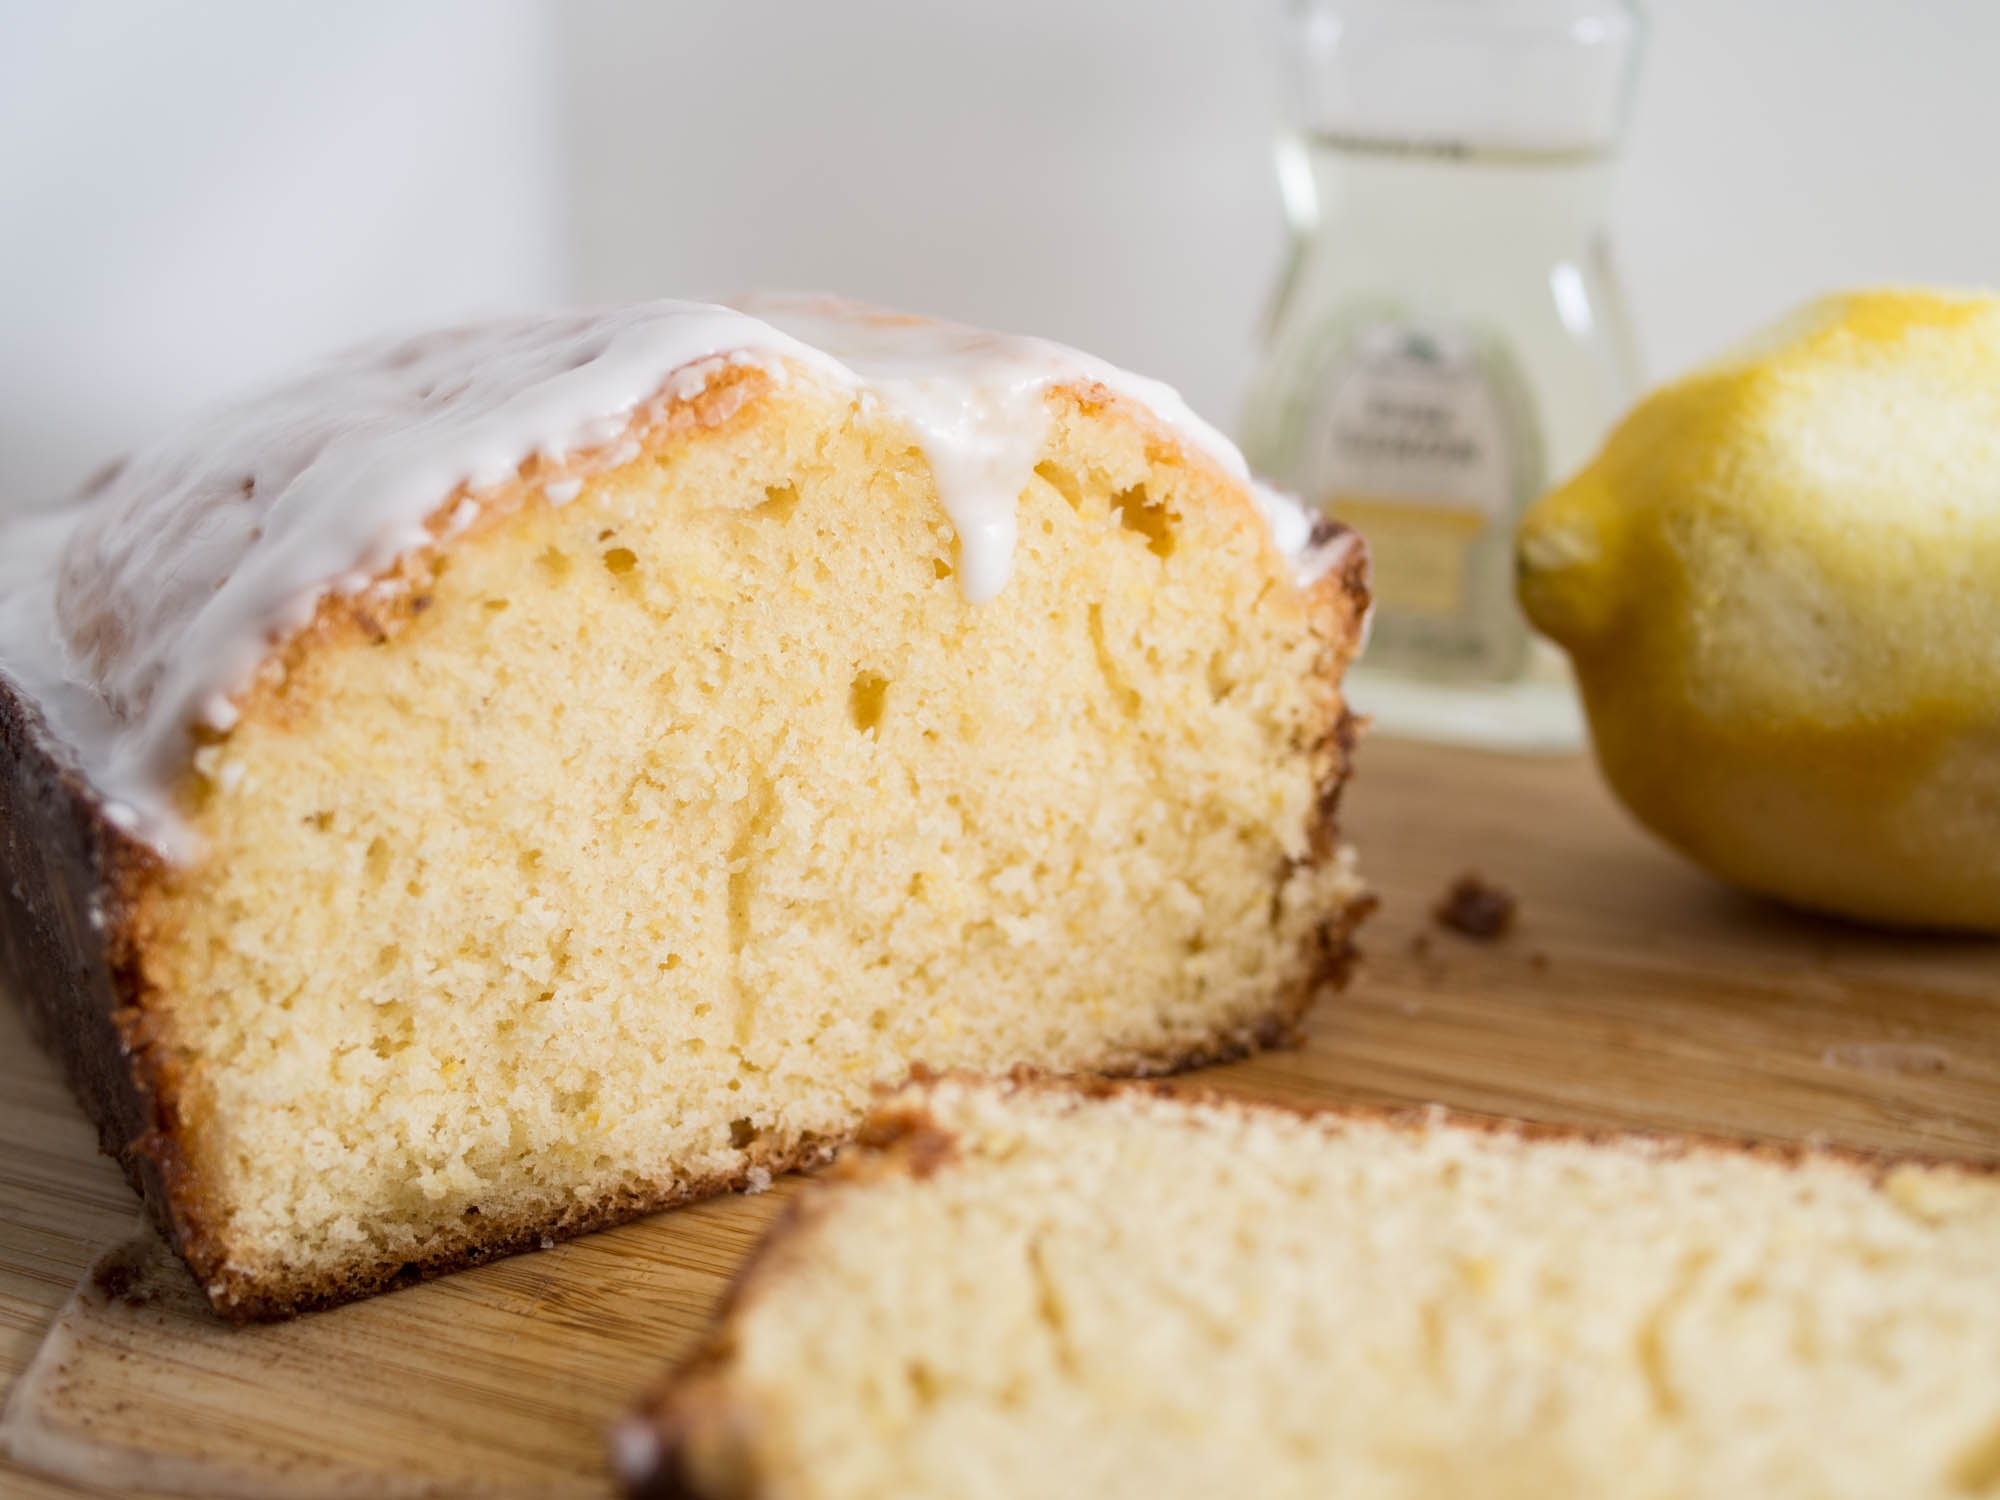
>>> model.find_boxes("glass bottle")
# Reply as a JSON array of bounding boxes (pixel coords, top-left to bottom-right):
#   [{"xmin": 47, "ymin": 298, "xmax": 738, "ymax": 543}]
[{"xmin": 1243, "ymin": 0, "xmax": 1645, "ymax": 751}]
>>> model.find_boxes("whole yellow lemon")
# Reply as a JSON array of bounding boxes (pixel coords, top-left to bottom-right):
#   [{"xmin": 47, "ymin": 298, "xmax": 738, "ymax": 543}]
[{"xmin": 1518, "ymin": 290, "xmax": 2000, "ymax": 932}]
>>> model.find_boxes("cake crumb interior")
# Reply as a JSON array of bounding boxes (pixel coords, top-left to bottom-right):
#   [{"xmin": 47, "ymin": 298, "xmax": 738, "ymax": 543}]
[
  {"xmin": 692, "ymin": 1082, "xmax": 2000, "ymax": 1500},
  {"xmin": 142, "ymin": 380, "xmax": 1359, "ymax": 1301}
]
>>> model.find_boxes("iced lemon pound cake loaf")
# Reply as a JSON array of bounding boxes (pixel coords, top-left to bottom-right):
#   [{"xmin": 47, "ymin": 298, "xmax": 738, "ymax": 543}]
[{"xmin": 0, "ymin": 297, "xmax": 1369, "ymax": 1318}]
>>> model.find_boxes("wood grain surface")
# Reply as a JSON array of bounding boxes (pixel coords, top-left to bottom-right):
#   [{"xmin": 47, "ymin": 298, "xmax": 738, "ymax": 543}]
[{"xmin": 2, "ymin": 738, "xmax": 1995, "ymax": 1499}]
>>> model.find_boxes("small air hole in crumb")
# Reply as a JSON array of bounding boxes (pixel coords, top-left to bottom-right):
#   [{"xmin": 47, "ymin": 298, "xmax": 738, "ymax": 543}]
[
  {"xmin": 663, "ymin": 953, "xmax": 682, "ymax": 969},
  {"xmin": 306, "ymin": 810, "xmax": 334, "ymax": 832},
  {"xmin": 602, "ymin": 547, "xmax": 638, "ymax": 575},
  {"xmin": 1034, "ymin": 460, "xmax": 1084, "ymax": 511},
  {"xmin": 1206, "ymin": 649, "xmax": 1235, "ymax": 703},
  {"xmin": 932, "ymin": 557, "xmax": 953, "ymax": 579},
  {"xmin": 850, "ymin": 670, "xmax": 889, "ymax": 734},
  {"xmin": 755, "ymin": 482, "xmax": 800, "ymax": 521},
  {"xmin": 537, "ymin": 546, "xmax": 572, "ymax": 581},
  {"xmin": 534, "ymin": 990, "xmax": 555, "ymax": 1003},
  {"xmin": 1112, "ymin": 483, "xmax": 1176, "ymax": 558},
  {"xmin": 728, "ymin": 1118, "xmax": 756, "ymax": 1149},
  {"xmin": 597, "ymin": 528, "xmax": 615, "ymax": 541},
  {"xmin": 483, "ymin": 597, "xmax": 509, "ymax": 612},
  {"xmin": 517, "ymin": 849, "xmax": 543, "ymax": 874}
]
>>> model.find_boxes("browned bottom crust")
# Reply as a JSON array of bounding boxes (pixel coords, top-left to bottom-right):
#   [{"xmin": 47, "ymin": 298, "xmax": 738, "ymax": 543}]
[{"xmin": 211, "ymin": 1136, "xmax": 840, "ymax": 1321}]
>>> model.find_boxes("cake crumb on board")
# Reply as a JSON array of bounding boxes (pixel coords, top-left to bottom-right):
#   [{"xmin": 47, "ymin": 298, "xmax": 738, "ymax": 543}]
[{"xmin": 1433, "ymin": 873, "xmax": 1517, "ymax": 940}]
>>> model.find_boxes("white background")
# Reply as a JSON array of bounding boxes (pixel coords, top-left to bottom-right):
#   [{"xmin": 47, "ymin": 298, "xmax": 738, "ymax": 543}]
[{"xmin": 3, "ymin": 0, "xmax": 1996, "ymax": 505}]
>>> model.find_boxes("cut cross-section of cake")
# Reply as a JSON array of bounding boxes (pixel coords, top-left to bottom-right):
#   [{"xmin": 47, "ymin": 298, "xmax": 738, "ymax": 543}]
[
  {"xmin": 620, "ymin": 1075, "xmax": 2000, "ymax": 1500},
  {"xmin": 0, "ymin": 296, "xmax": 1370, "ymax": 1319}
]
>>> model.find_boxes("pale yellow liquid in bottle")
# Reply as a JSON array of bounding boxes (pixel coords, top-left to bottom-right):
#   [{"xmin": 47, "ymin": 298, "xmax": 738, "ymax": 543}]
[{"xmin": 1245, "ymin": 134, "xmax": 1641, "ymax": 749}]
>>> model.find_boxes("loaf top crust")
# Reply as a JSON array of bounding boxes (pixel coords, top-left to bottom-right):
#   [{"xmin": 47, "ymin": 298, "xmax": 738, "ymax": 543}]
[{"xmin": 0, "ymin": 296, "xmax": 1352, "ymax": 858}]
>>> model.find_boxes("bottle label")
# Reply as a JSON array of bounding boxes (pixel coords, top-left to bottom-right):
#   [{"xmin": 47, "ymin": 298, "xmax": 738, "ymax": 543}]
[
  {"xmin": 1270, "ymin": 310, "xmax": 1545, "ymax": 681},
  {"xmin": 1302, "ymin": 318, "xmax": 1528, "ymax": 621}
]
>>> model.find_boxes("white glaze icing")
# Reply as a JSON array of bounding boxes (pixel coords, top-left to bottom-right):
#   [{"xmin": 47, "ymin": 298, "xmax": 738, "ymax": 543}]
[{"xmin": 0, "ymin": 296, "xmax": 1330, "ymax": 859}]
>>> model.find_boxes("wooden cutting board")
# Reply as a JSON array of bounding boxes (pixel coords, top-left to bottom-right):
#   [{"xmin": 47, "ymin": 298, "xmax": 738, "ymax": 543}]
[{"xmin": 2, "ymin": 737, "xmax": 1996, "ymax": 1499}]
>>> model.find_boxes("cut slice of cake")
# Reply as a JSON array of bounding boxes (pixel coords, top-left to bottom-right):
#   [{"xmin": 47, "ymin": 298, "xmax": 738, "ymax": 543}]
[
  {"xmin": 0, "ymin": 297, "xmax": 1370, "ymax": 1319},
  {"xmin": 620, "ymin": 1076, "xmax": 2000, "ymax": 1500}
]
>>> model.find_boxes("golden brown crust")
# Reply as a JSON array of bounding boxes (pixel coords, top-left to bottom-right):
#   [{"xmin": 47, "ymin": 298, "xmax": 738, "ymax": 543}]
[
  {"xmin": 5, "ymin": 361, "xmax": 1374, "ymax": 1324},
  {"xmin": 0, "ymin": 675, "xmax": 209, "ymax": 1285}
]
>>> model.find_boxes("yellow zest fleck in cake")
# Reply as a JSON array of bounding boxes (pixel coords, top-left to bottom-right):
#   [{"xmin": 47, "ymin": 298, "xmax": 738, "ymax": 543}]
[{"xmin": 0, "ymin": 297, "xmax": 1370, "ymax": 1318}]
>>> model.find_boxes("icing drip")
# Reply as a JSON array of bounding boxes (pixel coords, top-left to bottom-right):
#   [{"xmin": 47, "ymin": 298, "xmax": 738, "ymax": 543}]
[
  {"xmin": 739, "ymin": 296, "xmax": 1318, "ymax": 606},
  {"xmin": 0, "ymin": 296, "xmax": 1330, "ymax": 858}
]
